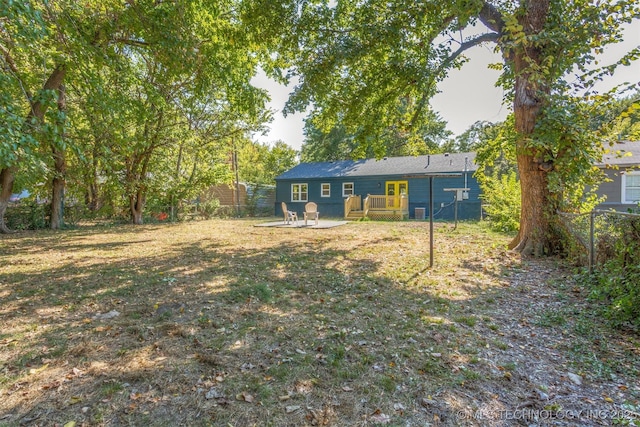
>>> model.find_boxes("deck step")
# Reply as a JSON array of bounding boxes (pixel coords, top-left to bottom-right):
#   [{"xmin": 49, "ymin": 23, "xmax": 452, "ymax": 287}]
[{"xmin": 346, "ymin": 210, "xmax": 365, "ymax": 220}]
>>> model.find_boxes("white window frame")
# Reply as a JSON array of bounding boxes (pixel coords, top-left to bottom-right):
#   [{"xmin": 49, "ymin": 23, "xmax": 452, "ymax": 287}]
[
  {"xmin": 621, "ymin": 170, "xmax": 640, "ymax": 204},
  {"xmin": 291, "ymin": 183, "xmax": 308, "ymax": 202},
  {"xmin": 342, "ymin": 182, "xmax": 354, "ymax": 197},
  {"xmin": 321, "ymin": 183, "xmax": 331, "ymax": 198}
]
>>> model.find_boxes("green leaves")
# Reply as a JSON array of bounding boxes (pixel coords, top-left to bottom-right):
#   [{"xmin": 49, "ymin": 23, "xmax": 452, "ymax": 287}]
[
  {"xmin": 255, "ymin": 0, "xmax": 462, "ymax": 150},
  {"xmin": 1, "ymin": 0, "xmax": 277, "ymax": 225}
]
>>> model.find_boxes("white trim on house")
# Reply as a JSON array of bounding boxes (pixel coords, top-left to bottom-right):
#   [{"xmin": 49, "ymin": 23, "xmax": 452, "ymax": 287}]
[
  {"xmin": 321, "ymin": 183, "xmax": 330, "ymax": 198},
  {"xmin": 342, "ymin": 182, "xmax": 354, "ymax": 197},
  {"xmin": 622, "ymin": 170, "xmax": 640, "ymax": 204},
  {"xmin": 291, "ymin": 183, "xmax": 308, "ymax": 202}
]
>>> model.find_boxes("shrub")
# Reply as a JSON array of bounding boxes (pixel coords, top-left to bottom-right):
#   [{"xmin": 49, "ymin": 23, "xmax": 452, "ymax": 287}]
[
  {"xmin": 199, "ymin": 199, "xmax": 221, "ymax": 219},
  {"xmin": 588, "ymin": 214, "xmax": 640, "ymax": 328},
  {"xmin": 5, "ymin": 202, "xmax": 48, "ymax": 230},
  {"xmin": 479, "ymin": 170, "xmax": 521, "ymax": 233}
]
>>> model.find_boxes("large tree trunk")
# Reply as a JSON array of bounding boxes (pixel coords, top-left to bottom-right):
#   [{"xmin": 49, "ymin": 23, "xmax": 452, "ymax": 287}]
[
  {"xmin": 0, "ymin": 64, "xmax": 66, "ymax": 234},
  {"xmin": 127, "ymin": 110, "xmax": 161, "ymax": 226},
  {"xmin": 50, "ymin": 84, "xmax": 67, "ymax": 230},
  {"xmin": 130, "ymin": 190, "xmax": 145, "ymax": 225},
  {"xmin": 506, "ymin": 0, "xmax": 561, "ymax": 256},
  {"xmin": 50, "ymin": 150, "xmax": 67, "ymax": 229},
  {"xmin": 0, "ymin": 167, "xmax": 17, "ymax": 233},
  {"xmin": 510, "ymin": 154, "xmax": 552, "ymax": 255},
  {"xmin": 85, "ymin": 181, "xmax": 100, "ymax": 212},
  {"xmin": 84, "ymin": 142, "xmax": 102, "ymax": 212}
]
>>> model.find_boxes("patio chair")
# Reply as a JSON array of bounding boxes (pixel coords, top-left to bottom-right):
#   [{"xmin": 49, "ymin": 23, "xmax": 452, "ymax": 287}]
[
  {"xmin": 304, "ymin": 202, "xmax": 319, "ymax": 226},
  {"xmin": 281, "ymin": 202, "xmax": 298, "ymax": 225}
]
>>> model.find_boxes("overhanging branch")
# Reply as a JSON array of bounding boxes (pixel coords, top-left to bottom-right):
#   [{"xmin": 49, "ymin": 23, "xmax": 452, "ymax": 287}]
[
  {"xmin": 0, "ymin": 43, "xmax": 34, "ymax": 102},
  {"xmin": 409, "ymin": 32, "xmax": 500, "ymax": 128},
  {"xmin": 444, "ymin": 32, "xmax": 500, "ymax": 70}
]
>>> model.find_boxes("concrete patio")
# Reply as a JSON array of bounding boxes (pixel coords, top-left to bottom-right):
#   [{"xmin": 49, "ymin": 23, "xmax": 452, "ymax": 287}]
[{"xmin": 254, "ymin": 219, "xmax": 349, "ymax": 229}]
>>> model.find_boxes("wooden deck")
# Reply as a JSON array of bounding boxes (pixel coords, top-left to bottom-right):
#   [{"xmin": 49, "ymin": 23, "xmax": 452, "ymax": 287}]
[{"xmin": 344, "ymin": 194, "xmax": 409, "ymax": 220}]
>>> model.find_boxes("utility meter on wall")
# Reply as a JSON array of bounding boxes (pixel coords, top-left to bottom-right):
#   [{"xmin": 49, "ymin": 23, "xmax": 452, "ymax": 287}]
[{"xmin": 444, "ymin": 188, "xmax": 470, "ymax": 202}]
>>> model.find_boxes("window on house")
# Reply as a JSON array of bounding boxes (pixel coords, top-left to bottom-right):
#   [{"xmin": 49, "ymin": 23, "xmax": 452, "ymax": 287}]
[
  {"xmin": 342, "ymin": 182, "xmax": 354, "ymax": 197},
  {"xmin": 623, "ymin": 171, "xmax": 640, "ymax": 203},
  {"xmin": 291, "ymin": 183, "xmax": 308, "ymax": 202},
  {"xmin": 321, "ymin": 183, "xmax": 330, "ymax": 197}
]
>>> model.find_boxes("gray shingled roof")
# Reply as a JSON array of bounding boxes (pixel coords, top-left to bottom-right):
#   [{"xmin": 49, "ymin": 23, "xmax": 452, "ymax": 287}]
[
  {"xmin": 599, "ymin": 141, "xmax": 640, "ymax": 167},
  {"xmin": 276, "ymin": 152, "xmax": 477, "ymax": 180},
  {"xmin": 277, "ymin": 141, "xmax": 640, "ymax": 180}
]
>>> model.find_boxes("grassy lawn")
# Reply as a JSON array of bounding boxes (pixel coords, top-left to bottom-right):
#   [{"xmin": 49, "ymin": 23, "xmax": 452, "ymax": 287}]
[{"xmin": 0, "ymin": 219, "xmax": 638, "ymax": 426}]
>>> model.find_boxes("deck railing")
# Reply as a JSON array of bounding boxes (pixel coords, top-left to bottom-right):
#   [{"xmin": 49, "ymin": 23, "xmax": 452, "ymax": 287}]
[
  {"xmin": 366, "ymin": 194, "xmax": 408, "ymax": 212},
  {"xmin": 344, "ymin": 195, "xmax": 362, "ymax": 218},
  {"xmin": 346, "ymin": 194, "xmax": 408, "ymax": 219}
]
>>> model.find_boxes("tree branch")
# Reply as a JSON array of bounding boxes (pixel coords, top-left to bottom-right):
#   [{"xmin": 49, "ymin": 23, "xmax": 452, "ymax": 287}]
[
  {"xmin": 410, "ymin": 32, "xmax": 500, "ymax": 128},
  {"xmin": 29, "ymin": 64, "xmax": 67, "ymax": 122},
  {"xmin": 444, "ymin": 32, "xmax": 501, "ymax": 70},
  {"xmin": 0, "ymin": 42, "xmax": 33, "ymax": 102},
  {"xmin": 112, "ymin": 37, "xmax": 150, "ymax": 48},
  {"xmin": 478, "ymin": 1, "xmax": 505, "ymax": 33}
]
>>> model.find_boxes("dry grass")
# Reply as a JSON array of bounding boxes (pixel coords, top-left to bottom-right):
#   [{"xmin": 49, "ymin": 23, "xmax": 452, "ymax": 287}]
[{"xmin": 0, "ymin": 219, "xmax": 638, "ymax": 426}]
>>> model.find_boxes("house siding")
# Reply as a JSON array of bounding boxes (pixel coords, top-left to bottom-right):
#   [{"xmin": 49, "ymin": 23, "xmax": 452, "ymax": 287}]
[
  {"xmin": 276, "ymin": 172, "xmax": 481, "ymax": 220},
  {"xmin": 596, "ymin": 168, "xmax": 639, "ymax": 211},
  {"xmin": 276, "ymin": 142, "xmax": 639, "ymax": 219},
  {"xmin": 276, "ymin": 178, "xmax": 347, "ymax": 217}
]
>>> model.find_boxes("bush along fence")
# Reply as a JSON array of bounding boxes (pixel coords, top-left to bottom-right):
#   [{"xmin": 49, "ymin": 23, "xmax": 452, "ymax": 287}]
[
  {"xmin": 4, "ymin": 197, "xmax": 276, "ymax": 230},
  {"xmin": 560, "ymin": 209, "xmax": 640, "ymax": 328}
]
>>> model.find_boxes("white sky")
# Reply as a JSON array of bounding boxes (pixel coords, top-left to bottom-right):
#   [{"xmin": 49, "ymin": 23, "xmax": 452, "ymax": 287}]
[{"xmin": 252, "ymin": 21, "xmax": 640, "ymax": 151}]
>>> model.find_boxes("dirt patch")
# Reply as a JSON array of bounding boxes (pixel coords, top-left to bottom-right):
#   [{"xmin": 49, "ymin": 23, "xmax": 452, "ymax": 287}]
[{"xmin": 0, "ymin": 220, "xmax": 638, "ymax": 426}]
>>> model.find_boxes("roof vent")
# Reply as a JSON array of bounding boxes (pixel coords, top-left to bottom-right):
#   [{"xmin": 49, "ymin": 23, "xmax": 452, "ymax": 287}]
[
  {"xmin": 383, "ymin": 157, "xmax": 388, "ymax": 160},
  {"xmin": 444, "ymin": 153, "xmax": 450, "ymax": 157}
]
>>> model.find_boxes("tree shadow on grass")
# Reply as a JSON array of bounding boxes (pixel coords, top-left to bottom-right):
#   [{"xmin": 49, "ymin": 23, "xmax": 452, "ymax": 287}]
[{"xmin": 0, "ymin": 221, "xmax": 638, "ymax": 426}]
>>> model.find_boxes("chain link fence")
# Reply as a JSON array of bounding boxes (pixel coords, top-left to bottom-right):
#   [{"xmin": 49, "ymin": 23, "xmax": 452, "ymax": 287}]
[
  {"xmin": 559, "ymin": 208, "xmax": 640, "ymax": 327},
  {"xmin": 559, "ymin": 209, "xmax": 640, "ymax": 271},
  {"xmin": 5, "ymin": 198, "xmax": 275, "ymax": 230}
]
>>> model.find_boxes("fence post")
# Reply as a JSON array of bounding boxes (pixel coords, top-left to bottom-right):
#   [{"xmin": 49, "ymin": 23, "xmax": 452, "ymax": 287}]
[
  {"xmin": 589, "ymin": 210, "xmax": 595, "ymax": 275},
  {"xmin": 429, "ymin": 177, "xmax": 434, "ymax": 268}
]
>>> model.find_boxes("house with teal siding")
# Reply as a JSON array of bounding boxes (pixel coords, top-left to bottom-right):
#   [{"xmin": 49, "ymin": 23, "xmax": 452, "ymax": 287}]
[{"xmin": 275, "ymin": 151, "xmax": 480, "ymax": 220}]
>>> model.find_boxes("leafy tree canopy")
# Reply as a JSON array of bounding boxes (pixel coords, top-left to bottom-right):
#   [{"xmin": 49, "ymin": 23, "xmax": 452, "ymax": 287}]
[
  {"xmin": 1, "ymin": 0, "xmax": 275, "ymax": 227},
  {"xmin": 300, "ymin": 102, "xmax": 452, "ymax": 162},
  {"xmin": 243, "ymin": 0, "xmax": 639, "ymax": 255}
]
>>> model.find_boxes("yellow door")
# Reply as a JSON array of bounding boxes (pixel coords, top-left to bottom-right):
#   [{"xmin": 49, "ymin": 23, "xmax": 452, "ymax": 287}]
[{"xmin": 385, "ymin": 181, "xmax": 408, "ymax": 208}]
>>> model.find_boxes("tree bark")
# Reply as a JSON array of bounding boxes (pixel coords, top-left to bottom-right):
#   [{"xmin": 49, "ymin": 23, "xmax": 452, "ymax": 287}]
[
  {"xmin": 0, "ymin": 64, "xmax": 67, "ymax": 233},
  {"xmin": 126, "ymin": 150, "xmax": 151, "ymax": 225},
  {"xmin": 50, "ymin": 150, "xmax": 67, "ymax": 229},
  {"xmin": 130, "ymin": 190, "xmax": 145, "ymax": 225},
  {"xmin": 0, "ymin": 167, "xmax": 17, "ymax": 233},
  {"xmin": 86, "ymin": 181, "xmax": 100, "ymax": 212},
  {"xmin": 85, "ymin": 178, "xmax": 98, "ymax": 212},
  {"xmin": 84, "ymin": 141, "xmax": 102, "ymax": 212},
  {"xmin": 50, "ymin": 84, "xmax": 67, "ymax": 230},
  {"xmin": 505, "ymin": 0, "xmax": 560, "ymax": 256},
  {"xmin": 126, "ymin": 109, "xmax": 162, "ymax": 225},
  {"xmin": 510, "ymin": 154, "xmax": 551, "ymax": 255}
]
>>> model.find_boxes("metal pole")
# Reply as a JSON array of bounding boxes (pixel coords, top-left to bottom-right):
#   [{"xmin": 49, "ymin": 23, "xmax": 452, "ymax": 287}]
[
  {"xmin": 589, "ymin": 210, "xmax": 595, "ymax": 274},
  {"xmin": 233, "ymin": 139, "xmax": 241, "ymax": 217},
  {"xmin": 453, "ymin": 198, "xmax": 458, "ymax": 230},
  {"xmin": 429, "ymin": 177, "xmax": 434, "ymax": 268}
]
